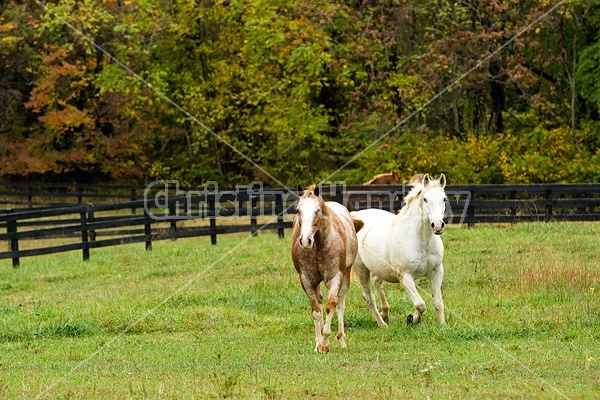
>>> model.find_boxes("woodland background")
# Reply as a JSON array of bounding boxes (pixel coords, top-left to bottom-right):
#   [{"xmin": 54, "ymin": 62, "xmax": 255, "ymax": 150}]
[{"xmin": 0, "ymin": 0, "xmax": 599, "ymax": 186}]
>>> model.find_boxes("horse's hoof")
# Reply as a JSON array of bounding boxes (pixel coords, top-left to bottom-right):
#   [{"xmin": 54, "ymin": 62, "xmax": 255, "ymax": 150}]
[
  {"xmin": 317, "ymin": 345, "xmax": 330, "ymax": 354},
  {"xmin": 407, "ymin": 314, "xmax": 414, "ymax": 324},
  {"xmin": 337, "ymin": 333, "xmax": 347, "ymax": 348}
]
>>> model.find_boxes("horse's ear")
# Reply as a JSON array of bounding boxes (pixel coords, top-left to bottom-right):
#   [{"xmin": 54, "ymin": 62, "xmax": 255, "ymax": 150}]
[
  {"xmin": 314, "ymin": 185, "xmax": 320, "ymax": 197},
  {"xmin": 439, "ymin": 173, "xmax": 446, "ymax": 188},
  {"xmin": 422, "ymin": 174, "xmax": 431, "ymax": 186},
  {"xmin": 297, "ymin": 184, "xmax": 304, "ymax": 193}
]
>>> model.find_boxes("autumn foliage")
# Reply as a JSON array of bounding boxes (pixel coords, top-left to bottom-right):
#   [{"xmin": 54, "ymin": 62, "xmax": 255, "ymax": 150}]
[{"xmin": 0, "ymin": 1, "xmax": 599, "ymax": 185}]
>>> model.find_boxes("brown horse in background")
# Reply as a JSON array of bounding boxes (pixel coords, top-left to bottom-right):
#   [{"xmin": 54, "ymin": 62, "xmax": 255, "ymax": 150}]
[
  {"xmin": 292, "ymin": 185, "xmax": 364, "ymax": 353},
  {"xmin": 364, "ymin": 172, "xmax": 399, "ymax": 185},
  {"xmin": 408, "ymin": 173, "xmax": 424, "ymax": 185},
  {"xmin": 364, "ymin": 172, "xmax": 425, "ymax": 186}
]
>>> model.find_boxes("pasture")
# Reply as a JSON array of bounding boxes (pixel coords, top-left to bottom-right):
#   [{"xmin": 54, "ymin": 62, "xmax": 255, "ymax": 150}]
[{"xmin": 0, "ymin": 222, "xmax": 598, "ymax": 399}]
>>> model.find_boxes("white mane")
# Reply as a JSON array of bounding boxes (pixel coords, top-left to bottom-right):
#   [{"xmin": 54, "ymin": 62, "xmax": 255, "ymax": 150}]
[{"xmin": 398, "ymin": 176, "xmax": 444, "ymax": 217}]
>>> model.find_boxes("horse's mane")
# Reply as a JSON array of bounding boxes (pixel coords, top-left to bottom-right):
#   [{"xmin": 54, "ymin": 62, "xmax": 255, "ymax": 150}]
[
  {"xmin": 398, "ymin": 176, "xmax": 444, "ymax": 217},
  {"xmin": 398, "ymin": 182, "xmax": 423, "ymax": 216}
]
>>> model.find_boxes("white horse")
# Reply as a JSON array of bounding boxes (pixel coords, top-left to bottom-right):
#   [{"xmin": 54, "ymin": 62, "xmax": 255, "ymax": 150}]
[{"xmin": 351, "ymin": 174, "xmax": 447, "ymax": 326}]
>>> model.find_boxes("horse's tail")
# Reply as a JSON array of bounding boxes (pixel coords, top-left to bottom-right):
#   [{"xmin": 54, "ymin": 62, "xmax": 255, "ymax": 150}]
[
  {"xmin": 352, "ymin": 217, "xmax": 364, "ymax": 233},
  {"xmin": 350, "ymin": 215, "xmax": 363, "ymax": 284}
]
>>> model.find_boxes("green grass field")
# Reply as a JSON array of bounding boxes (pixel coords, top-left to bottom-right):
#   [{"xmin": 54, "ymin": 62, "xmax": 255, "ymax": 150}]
[{"xmin": 0, "ymin": 222, "xmax": 598, "ymax": 399}]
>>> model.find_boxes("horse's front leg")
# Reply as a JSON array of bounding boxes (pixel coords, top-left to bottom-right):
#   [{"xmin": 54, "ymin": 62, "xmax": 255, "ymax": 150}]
[
  {"xmin": 322, "ymin": 272, "xmax": 344, "ymax": 353},
  {"xmin": 312, "ymin": 289, "xmax": 326, "ymax": 353},
  {"xmin": 427, "ymin": 264, "xmax": 445, "ymax": 324},
  {"xmin": 401, "ymin": 273, "xmax": 426, "ymax": 324},
  {"xmin": 335, "ymin": 270, "xmax": 352, "ymax": 348},
  {"xmin": 299, "ymin": 274, "xmax": 325, "ymax": 353}
]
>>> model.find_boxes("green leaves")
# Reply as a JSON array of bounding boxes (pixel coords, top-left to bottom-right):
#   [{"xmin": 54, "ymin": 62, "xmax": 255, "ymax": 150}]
[
  {"xmin": 577, "ymin": 40, "xmax": 600, "ymax": 106},
  {"xmin": 1, "ymin": 0, "xmax": 599, "ymax": 184}
]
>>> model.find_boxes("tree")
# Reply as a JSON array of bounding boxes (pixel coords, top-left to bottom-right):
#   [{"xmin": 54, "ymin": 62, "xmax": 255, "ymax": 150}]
[{"xmin": 0, "ymin": 0, "xmax": 598, "ymax": 185}]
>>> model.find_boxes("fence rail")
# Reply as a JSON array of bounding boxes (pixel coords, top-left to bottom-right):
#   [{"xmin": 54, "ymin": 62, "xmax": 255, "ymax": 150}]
[
  {"xmin": 0, "ymin": 181, "xmax": 150, "ymax": 208},
  {"xmin": 0, "ymin": 182, "xmax": 598, "ymax": 266}
]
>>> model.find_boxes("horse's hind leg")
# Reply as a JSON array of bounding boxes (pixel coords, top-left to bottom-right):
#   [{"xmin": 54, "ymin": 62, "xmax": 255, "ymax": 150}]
[
  {"xmin": 335, "ymin": 270, "xmax": 352, "ymax": 348},
  {"xmin": 428, "ymin": 264, "xmax": 445, "ymax": 324},
  {"xmin": 401, "ymin": 273, "xmax": 426, "ymax": 324},
  {"xmin": 373, "ymin": 276, "xmax": 390, "ymax": 323},
  {"xmin": 354, "ymin": 258, "xmax": 388, "ymax": 327}
]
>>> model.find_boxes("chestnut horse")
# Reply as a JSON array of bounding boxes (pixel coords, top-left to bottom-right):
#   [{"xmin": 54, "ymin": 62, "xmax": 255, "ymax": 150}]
[
  {"xmin": 364, "ymin": 172, "xmax": 399, "ymax": 185},
  {"xmin": 292, "ymin": 185, "xmax": 364, "ymax": 353}
]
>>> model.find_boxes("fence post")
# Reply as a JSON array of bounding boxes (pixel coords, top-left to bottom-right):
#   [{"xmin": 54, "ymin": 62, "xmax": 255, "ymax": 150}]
[
  {"xmin": 208, "ymin": 194, "xmax": 217, "ymax": 245},
  {"xmin": 238, "ymin": 193, "xmax": 246, "ymax": 233},
  {"xmin": 467, "ymin": 193, "xmax": 475, "ymax": 228},
  {"xmin": 250, "ymin": 195, "xmax": 258, "ymax": 237},
  {"xmin": 169, "ymin": 201, "xmax": 177, "ymax": 239},
  {"xmin": 27, "ymin": 186, "xmax": 33, "ymax": 208},
  {"xmin": 7, "ymin": 209, "xmax": 19, "ymax": 267},
  {"xmin": 275, "ymin": 193, "xmax": 284, "ymax": 239},
  {"xmin": 144, "ymin": 207, "xmax": 152, "ymax": 251},
  {"xmin": 467, "ymin": 205, "xmax": 475, "ymax": 228},
  {"xmin": 131, "ymin": 188, "xmax": 137, "ymax": 214},
  {"xmin": 77, "ymin": 186, "xmax": 83, "ymax": 204},
  {"xmin": 88, "ymin": 209, "xmax": 96, "ymax": 242},
  {"xmin": 509, "ymin": 190, "xmax": 517, "ymax": 220},
  {"xmin": 545, "ymin": 189, "xmax": 553, "ymax": 221},
  {"xmin": 394, "ymin": 193, "xmax": 404, "ymax": 214},
  {"xmin": 335, "ymin": 185, "xmax": 344, "ymax": 207},
  {"xmin": 80, "ymin": 209, "xmax": 90, "ymax": 261}
]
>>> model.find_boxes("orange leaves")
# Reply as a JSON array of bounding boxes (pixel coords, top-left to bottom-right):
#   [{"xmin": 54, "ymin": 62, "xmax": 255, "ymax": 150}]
[
  {"xmin": 25, "ymin": 45, "xmax": 91, "ymax": 114},
  {"xmin": 1, "ymin": 0, "xmax": 598, "ymax": 185},
  {"xmin": 39, "ymin": 107, "xmax": 92, "ymax": 132}
]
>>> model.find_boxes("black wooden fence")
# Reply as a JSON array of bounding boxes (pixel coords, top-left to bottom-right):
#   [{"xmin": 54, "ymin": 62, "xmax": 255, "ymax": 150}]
[
  {"xmin": 0, "ymin": 181, "xmax": 148, "ymax": 208},
  {"xmin": 0, "ymin": 187, "xmax": 295, "ymax": 267},
  {"xmin": 0, "ymin": 182, "xmax": 598, "ymax": 266}
]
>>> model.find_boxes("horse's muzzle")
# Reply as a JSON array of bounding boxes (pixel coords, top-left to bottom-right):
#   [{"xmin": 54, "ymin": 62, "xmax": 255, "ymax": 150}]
[
  {"xmin": 431, "ymin": 221, "xmax": 445, "ymax": 235},
  {"xmin": 299, "ymin": 236, "xmax": 314, "ymax": 249}
]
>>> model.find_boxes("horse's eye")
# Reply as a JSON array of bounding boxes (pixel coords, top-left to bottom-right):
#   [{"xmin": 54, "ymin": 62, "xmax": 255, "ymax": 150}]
[{"xmin": 423, "ymin": 198, "xmax": 428, "ymax": 203}]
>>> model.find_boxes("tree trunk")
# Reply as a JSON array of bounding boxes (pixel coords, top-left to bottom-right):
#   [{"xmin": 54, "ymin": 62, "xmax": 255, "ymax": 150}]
[{"xmin": 488, "ymin": 60, "xmax": 505, "ymax": 134}]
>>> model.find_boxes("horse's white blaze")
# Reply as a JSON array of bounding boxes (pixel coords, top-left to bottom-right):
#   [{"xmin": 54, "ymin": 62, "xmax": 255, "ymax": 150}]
[{"xmin": 297, "ymin": 196, "xmax": 320, "ymax": 249}]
